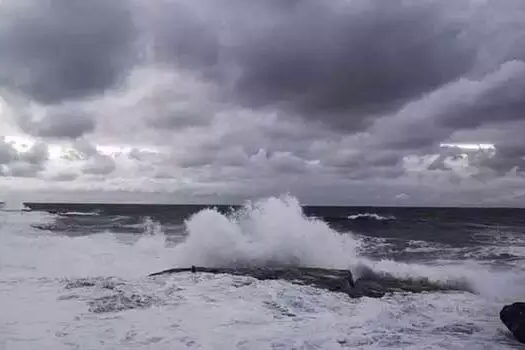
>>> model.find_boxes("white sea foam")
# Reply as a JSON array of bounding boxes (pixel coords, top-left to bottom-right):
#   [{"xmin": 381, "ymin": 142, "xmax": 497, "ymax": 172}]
[
  {"xmin": 404, "ymin": 239, "xmax": 449, "ymax": 253},
  {"xmin": 359, "ymin": 258, "xmax": 525, "ymax": 300},
  {"xmin": 0, "ymin": 211, "xmax": 172, "ymax": 279},
  {"xmin": 347, "ymin": 213, "xmax": 396, "ymax": 221}
]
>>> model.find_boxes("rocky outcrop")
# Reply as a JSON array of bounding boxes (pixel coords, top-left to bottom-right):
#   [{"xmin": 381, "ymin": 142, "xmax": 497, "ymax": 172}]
[
  {"xmin": 149, "ymin": 265, "xmax": 470, "ymax": 299},
  {"xmin": 500, "ymin": 302, "xmax": 525, "ymax": 344}
]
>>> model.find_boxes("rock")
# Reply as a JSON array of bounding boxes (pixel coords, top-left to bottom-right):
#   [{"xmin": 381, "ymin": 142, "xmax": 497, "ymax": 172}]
[
  {"xmin": 500, "ymin": 302, "xmax": 525, "ymax": 344},
  {"xmin": 149, "ymin": 265, "xmax": 470, "ymax": 299}
]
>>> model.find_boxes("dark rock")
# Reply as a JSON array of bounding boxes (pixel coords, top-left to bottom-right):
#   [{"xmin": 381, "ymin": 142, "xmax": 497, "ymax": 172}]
[
  {"xmin": 500, "ymin": 302, "xmax": 525, "ymax": 344},
  {"xmin": 149, "ymin": 265, "xmax": 470, "ymax": 299}
]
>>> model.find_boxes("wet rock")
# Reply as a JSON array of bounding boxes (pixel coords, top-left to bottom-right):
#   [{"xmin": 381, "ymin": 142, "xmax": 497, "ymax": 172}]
[
  {"xmin": 500, "ymin": 302, "xmax": 525, "ymax": 344},
  {"xmin": 149, "ymin": 265, "xmax": 469, "ymax": 299}
]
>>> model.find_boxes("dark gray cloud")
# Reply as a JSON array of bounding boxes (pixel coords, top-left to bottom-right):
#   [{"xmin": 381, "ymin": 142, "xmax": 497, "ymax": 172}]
[
  {"xmin": 148, "ymin": 1, "xmax": 219, "ymax": 72},
  {"xmin": 82, "ymin": 154, "xmax": 116, "ymax": 175},
  {"xmin": 2, "ymin": 0, "xmax": 525, "ymax": 205},
  {"xmin": 475, "ymin": 144, "xmax": 525, "ymax": 175},
  {"xmin": 18, "ymin": 142, "xmax": 49, "ymax": 165},
  {"xmin": 0, "ymin": 0, "xmax": 138, "ymax": 104},
  {"xmin": 3, "ymin": 162, "xmax": 43, "ymax": 178},
  {"xmin": 148, "ymin": 0, "xmax": 475, "ymax": 130},
  {"xmin": 66, "ymin": 139, "xmax": 116, "ymax": 175},
  {"xmin": 0, "ymin": 140, "xmax": 49, "ymax": 177},
  {"xmin": 375, "ymin": 60, "xmax": 525, "ymax": 155},
  {"xmin": 229, "ymin": 1, "xmax": 474, "ymax": 128},
  {"xmin": 128, "ymin": 149, "xmax": 163, "ymax": 163},
  {"xmin": 0, "ymin": 138, "xmax": 18, "ymax": 165},
  {"xmin": 50, "ymin": 172, "xmax": 79, "ymax": 182},
  {"xmin": 20, "ymin": 111, "xmax": 95, "ymax": 139},
  {"xmin": 416, "ymin": 140, "xmax": 524, "ymax": 180},
  {"xmin": 145, "ymin": 106, "xmax": 212, "ymax": 130},
  {"xmin": 427, "ymin": 149, "xmax": 463, "ymax": 172},
  {"xmin": 72, "ymin": 139, "xmax": 99, "ymax": 159},
  {"xmin": 437, "ymin": 61, "xmax": 525, "ymax": 130}
]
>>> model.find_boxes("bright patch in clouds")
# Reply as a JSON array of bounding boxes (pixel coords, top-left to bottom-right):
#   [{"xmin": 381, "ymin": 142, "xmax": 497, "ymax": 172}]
[
  {"xmin": 3, "ymin": 136, "xmax": 161, "ymax": 160},
  {"xmin": 96, "ymin": 145, "xmax": 161, "ymax": 157},
  {"xmin": 4, "ymin": 135, "xmax": 69, "ymax": 160},
  {"xmin": 440, "ymin": 143, "xmax": 496, "ymax": 151},
  {"xmin": 4, "ymin": 135, "xmax": 35, "ymax": 152}
]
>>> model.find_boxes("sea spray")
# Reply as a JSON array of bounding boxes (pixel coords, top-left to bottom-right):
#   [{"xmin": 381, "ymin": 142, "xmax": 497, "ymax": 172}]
[{"xmin": 170, "ymin": 195, "xmax": 360, "ymax": 268}]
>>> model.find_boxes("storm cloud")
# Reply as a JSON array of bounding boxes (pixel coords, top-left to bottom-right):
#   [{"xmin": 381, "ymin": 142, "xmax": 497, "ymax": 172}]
[
  {"xmin": 20, "ymin": 110, "xmax": 96, "ymax": 139},
  {"xmin": 0, "ymin": 0, "xmax": 138, "ymax": 104},
  {"xmin": 229, "ymin": 1, "xmax": 474, "ymax": 128},
  {"xmin": 1, "ymin": 0, "xmax": 525, "ymax": 206},
  {"xmin": 0, "ymin": 138, "xmax": 49, "ymax": 178}
]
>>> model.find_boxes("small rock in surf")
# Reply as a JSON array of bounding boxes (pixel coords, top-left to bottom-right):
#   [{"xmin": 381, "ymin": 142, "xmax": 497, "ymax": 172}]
[{"xmin": 500, "ymin": 302, "xmax": 525, "ymax": 344}]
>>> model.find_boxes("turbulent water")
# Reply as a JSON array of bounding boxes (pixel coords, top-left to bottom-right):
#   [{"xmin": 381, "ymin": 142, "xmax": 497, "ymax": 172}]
[{"xmin": 1, "ymin": 196, "xmax": 525, "ymax": 349}]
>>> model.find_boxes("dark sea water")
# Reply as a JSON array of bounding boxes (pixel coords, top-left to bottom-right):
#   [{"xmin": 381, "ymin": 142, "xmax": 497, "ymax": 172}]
[
  {"xmin": 1, "ymin": 196, "xmax": 525, "ymax": 349},
  {"xmin": 26, "ymin": 201, "xmax": 525, "ymax": 265}
]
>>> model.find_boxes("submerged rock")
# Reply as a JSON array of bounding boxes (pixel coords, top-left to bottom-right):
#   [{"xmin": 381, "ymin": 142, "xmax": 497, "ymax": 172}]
[
  {"xmin": 149, "ymin": 265, "xmax": 470, "ymax": 299},
  {"xmin": 500, "ymin": 302, "xmax": 525, "ymax": 344}
]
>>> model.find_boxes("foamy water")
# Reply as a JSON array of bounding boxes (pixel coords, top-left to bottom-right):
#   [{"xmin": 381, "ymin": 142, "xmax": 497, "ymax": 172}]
[{"xmin": 1, "ymin": 196, "xmax": 523, "ymax": 349}]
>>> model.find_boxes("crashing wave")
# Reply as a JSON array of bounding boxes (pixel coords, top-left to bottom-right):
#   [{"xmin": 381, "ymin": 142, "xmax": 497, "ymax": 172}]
[
  {"xmin": 162, "ymin": 195, "xmax": 517, "ymax": 298},
  {"xmin": 169, "ymin": 195, "xmax": 359, "ymax": 268}
]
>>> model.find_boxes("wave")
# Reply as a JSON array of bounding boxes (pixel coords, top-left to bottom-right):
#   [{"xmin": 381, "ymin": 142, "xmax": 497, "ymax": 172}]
[
  {"xmin": 166, "ymin": 195, "xmax": 524, "ymax": 299},
  {"xmin": 170, "ymin": 195, "xmax": 360, "ymax": 269},
  {"xmin": 347, "ymin": 213, "xmax": 395, "ymax": 221},
  {"xmin": 141, "ymin": 216, "xmax": 164, "ymax": 235},
  {"xmin": 361, "ymin": 258, "xmax": 525, "ymax": 300},
  {"xmin": 0, "ymin": 208, "xmax": 31, "ymax": 212},
  {"xmin": 58, "ymin": 211, "xmax": 100, "ymax": 217},
  {"xmin": 3, "ymin": 195, "xmax": 524, "ymax": 300}
]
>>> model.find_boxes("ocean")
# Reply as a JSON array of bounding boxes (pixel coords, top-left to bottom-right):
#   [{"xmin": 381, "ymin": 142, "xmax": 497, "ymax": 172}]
[{"xmin": 1, "ymin": 195, "xmax": 524, "ymax": 349}]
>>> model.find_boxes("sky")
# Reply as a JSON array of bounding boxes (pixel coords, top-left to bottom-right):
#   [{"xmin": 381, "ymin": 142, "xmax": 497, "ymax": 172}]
[{"xmin": 0, "ymin": 0, "xmax": 525, "ymax": 206}]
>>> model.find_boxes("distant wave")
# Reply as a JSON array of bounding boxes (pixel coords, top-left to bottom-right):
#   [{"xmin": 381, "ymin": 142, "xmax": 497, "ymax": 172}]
[
  {"xmin": 0, "ymin": 208, "xmax": 31, "ymax": 212},
  {"xmin": 59, "ymin": 211, "xmax": 100, "ymax": 217},
  {"xmin": 141, "ymin": 216, "xmax": 164, "ymax": 235},
  {"xmin": 347, "ymin": 213, "xmax": 395, "ymax": 221}
]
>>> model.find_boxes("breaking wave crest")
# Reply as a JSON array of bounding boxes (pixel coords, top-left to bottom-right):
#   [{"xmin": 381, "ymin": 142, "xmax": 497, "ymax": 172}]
[
  {"xmin": 171, "ymin": 195, "xmax": 359, "ymax": 268},
  {"xmin": 348, "ymin": 213, "xmax": 396, "ymax": 221}
]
